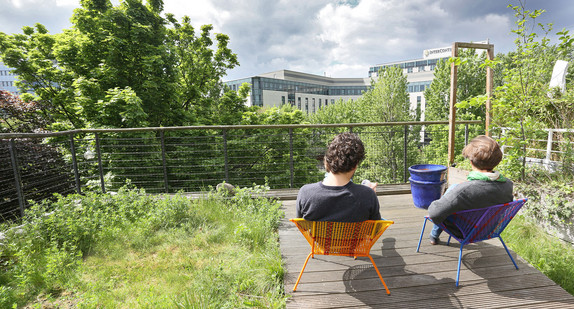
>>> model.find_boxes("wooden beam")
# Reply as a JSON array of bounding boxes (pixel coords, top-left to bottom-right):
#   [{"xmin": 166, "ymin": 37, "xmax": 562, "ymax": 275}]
[
  {"xmin": 448, "ymin": 43, "xmax": 459, "ymax": 165},
  {"xmin": 455, "ymin": 42, "xmax": 494, "ymax": 50},
  {"xmin": 485, "ymin": 46, "xmax": 495, "ymax": 136}
]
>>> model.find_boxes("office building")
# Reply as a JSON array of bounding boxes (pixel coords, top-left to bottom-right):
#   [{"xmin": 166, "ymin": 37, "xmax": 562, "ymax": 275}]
[
  {"xmin": 225, "ymin": 47, "xmax": 450, "ymax": 115},
  {"xmin": 225, "ymin": 70, "xmax": 370, "ymax": 114},
  {"xmin": 369, "ymin": 41, "xmax": 488, "ymax": 120},
  {"xmin": 0, "ymin": 62, "xmax": 19, "ymax": 94},
  {"xmin": 368, "ymin": 46, "xmax": 452, "ymax": 120}
]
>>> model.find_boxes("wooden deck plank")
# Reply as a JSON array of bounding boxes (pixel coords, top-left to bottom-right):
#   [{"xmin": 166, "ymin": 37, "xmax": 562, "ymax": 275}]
[{"xmin": 278, "ymin": 190, "xmax": 574, "ymax": 308}]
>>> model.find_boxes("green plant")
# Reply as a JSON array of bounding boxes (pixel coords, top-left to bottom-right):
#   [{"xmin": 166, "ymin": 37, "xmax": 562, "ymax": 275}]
[
  {"xmin": 515, "ymin": 174, "xmax": 574, "ymax": 225},
  {"xmin": 0, "ymin": 183, "xmax": 286, "ymax": 307},
  {"xmin": 504, "ymin": 216, "xmax": 574, "ymax": 295}
]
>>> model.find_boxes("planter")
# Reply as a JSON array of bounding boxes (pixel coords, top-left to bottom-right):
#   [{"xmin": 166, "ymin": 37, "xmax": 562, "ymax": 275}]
[
  {"xmin": 408, "ymin": 164, "xmax": 447, "ymax": 182},
  {"xmin": 409, "ymin": 177, "xmax": 446, "ymax": 209}
]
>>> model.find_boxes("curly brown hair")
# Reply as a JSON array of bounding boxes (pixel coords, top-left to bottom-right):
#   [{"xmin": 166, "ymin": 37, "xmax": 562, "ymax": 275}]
[
  {"xmin": 462, "ymin": 135, "xmax": 503, "ymax": 171},
  {"xmin": 324, "ymin": 132, "xmax": 365, "ymax": 174}
]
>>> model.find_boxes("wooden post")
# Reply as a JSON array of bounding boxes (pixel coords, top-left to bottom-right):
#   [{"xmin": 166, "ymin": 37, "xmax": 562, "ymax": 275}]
[
  {"xmin": 485, "ymin": 46, "xmax": 495, "ymax": 136},
  {"xmin": 448, "ymin": 42, "xmax": 495, "ymax": 164},
  {"xmin": 448, "ymin": 43, "xmax": 459, "ymax": 166}
]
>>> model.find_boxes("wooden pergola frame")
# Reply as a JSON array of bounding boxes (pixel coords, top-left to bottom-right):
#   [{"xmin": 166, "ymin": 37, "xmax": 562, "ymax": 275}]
[{"xmin": 448, "ymin": 42, "xmax": 495, "ymax": 165}]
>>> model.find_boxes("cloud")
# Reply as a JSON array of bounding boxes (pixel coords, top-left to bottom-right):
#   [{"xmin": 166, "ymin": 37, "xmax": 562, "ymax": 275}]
[
  {"xmin": 1, "ymin": 0, "xmax": 572, "ymax": 81},
  {"xmin": 1, "ymin": 0, "xmax": 76, "ymax": 34}
]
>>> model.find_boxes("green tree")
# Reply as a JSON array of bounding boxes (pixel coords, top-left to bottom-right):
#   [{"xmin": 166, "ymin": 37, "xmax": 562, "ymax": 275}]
[
  {"xmin": 166, "ymin": 16, "xmax": 240, "ymax": 125},
  {"xmin": 422, "ymin": 48, "xmax": 498, "ymax": 165},
  {"xmin": 309, "ymin": 66, "xmax": 418, "ymax": 183},
  {"xmin": 485, "ymin": 4, "xmax": 573, "ymax": 179},
  {"xmin": 356, "ymin": 67, "xmax": 417, "ymax": 182},
  {"xmin": 0, "ymin": 0, "xmax": 242, "ymax": 131},
  {"xmin": 236, "ymin": 105, "xmax": 320, "ymax": 188}
]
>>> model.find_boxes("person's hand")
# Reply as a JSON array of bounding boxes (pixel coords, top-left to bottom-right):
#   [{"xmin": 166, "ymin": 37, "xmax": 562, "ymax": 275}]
[{"xmin": 361, "ymin": 179, "xmax": 377, "ymax": 192}]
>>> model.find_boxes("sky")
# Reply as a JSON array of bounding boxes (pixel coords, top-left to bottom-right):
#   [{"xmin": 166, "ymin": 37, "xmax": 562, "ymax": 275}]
[{"xmin": 1, "ymin": 0, "xmax": 573, "ymax": 81}]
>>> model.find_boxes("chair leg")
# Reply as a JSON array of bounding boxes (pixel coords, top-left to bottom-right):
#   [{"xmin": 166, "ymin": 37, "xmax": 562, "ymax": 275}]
[
  {"xmin": 498, "ymin": 236, "xmax": 519, "ymax": 270},
  {"xmin": 456, "ymin": 244, "xmax": 464, "ymax": 287},
  {"xmin": 416, "ymin": 217, "xmax": 429, "ymax": 252},
  {"xmin": 292, "ymin": 252, "xmax": 313, "ymax": 292},
  {"xmin": 447, "ymin": 235, "xmax": 452, "ymax": 246},
  {"xmin": 367, "ymin": 255, "xmax": 391, "ymax": 295}
]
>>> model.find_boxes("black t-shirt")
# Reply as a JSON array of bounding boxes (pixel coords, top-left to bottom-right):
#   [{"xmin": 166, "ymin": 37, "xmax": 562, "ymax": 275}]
[{"xmin": 296, "ymin": 181, "xmax": 382, "ymax": 222}]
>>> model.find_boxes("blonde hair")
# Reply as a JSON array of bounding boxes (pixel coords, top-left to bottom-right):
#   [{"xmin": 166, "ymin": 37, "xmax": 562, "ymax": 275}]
[{"xmin": 462, "ymin": 135, "xmax": 502, "ymax": 171}]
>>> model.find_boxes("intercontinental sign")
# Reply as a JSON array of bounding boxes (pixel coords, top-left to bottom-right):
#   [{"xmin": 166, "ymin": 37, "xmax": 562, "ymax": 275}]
[
  {"xmin": 423, "ymin": 40, "xmax": 489, "ymax": 59},
  {"xmin": 423, "ymin": 46, "xmax": 452, "ymax": 59}
]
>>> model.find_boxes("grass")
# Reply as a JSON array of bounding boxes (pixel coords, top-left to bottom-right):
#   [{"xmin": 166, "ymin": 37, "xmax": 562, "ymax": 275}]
[
  {"xmin": 504, "ymin": 215, "xmax": 574, "ymax": 295},
  {"xmin": 0, "ymin": 185, "xmax": 287, "ymax": 308}
]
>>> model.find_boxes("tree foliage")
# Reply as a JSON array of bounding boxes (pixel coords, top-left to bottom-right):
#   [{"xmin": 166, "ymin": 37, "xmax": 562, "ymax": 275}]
[
  {"xmin": 0, "ymin": 90, "xmax": 47, "ymax": 132},
  {"xmin": 0, "ymin": 0, "xmax": 243, "ymax": 131},
  {"xmin": 483, "ymin": 4, "xmax": 573, "ymax": 179},
  {"xmin": 309, "ymin": 67, "xmax": 418, "ymax": 183}
]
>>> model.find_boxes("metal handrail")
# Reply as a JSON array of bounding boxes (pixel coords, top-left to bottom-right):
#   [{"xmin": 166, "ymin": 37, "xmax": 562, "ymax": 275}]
[
  {"xmin": 1, "ymin": 121, "xmax": 484, "ymax": 220},
  {"xmin": 0, "ymin": 120, "xmax": 481, "ymax": 138}
]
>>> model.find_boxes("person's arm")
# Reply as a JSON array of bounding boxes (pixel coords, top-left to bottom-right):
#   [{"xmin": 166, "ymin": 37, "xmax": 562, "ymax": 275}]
[
  {"xmin": 427, "ymin": 184, "xmax": 467, "ymax": 224},
  {"xmin": 295, "ymin": 195, "xmax": 303, "ymax": 218},
  {"xmin": 370, "ymin": 191, "xmax": 382, "ymax": 220}
]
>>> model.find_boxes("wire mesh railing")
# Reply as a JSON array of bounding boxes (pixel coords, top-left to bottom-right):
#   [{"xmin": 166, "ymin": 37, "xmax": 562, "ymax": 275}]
[{"xmin": 1, "ymin": 121, "xmax": 483, "ymax": 220}]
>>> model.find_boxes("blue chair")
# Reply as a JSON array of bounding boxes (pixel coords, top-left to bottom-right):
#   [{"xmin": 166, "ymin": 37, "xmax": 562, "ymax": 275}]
[{"xmin": 416, "ymin": 198, "xmax": 528, "ymax": 286}]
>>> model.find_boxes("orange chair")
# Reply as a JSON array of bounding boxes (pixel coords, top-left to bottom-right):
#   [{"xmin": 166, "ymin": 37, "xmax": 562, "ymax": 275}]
[{"xmin": 289, "ymin": 219, "xmax": 394, "ymax": 294}]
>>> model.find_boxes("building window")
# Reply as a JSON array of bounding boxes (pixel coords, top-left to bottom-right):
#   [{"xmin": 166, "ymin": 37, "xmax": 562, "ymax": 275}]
[
  {"xmin": 282, "ymin": 96, "xmax": 285, "ymax": 105},
  {"xmin": 298, "ymin": 97, "xmax": 301, "ymax": 110},
  {"xmin": 305, "ymin": 98, "xmax": 309, "ymax": 114},
  {"xmin": 318, "ymin": 99, "xmax": 322, "ymax": 109}
]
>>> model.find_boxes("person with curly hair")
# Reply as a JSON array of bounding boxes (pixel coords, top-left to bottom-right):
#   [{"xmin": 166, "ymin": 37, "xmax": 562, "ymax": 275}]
[{"xmin": 296, "ymin": 132, "xmax": 382, "ymax": 222}]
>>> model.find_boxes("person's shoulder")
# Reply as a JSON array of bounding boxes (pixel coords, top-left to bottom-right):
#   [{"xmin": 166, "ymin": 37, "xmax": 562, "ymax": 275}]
[{"xmin": 299, "ymin": 182, "xmax": 322, "ymax": 192}]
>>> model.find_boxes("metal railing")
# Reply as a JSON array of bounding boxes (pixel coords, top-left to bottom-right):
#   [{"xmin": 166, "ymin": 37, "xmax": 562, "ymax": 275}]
[
  {"xmin": 496, "ymin": 127, "xmax": 574, "ymax": 172},
  {"xmin": 1, "ymin": 121, "xmax": 482, "ymax": 220}
]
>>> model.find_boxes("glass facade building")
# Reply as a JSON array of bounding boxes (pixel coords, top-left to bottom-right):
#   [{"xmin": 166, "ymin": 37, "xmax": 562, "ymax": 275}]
[
  {"xmin": 225, "ymin": 70, "xmax": 369, "ymax": 113},
  {"xmin": 0, "ymin": 62, "xmax": 19, "ymax": 94}
]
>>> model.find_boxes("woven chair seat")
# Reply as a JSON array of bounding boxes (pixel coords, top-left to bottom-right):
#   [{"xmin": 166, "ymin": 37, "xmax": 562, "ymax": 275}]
[
  {"xmin": 290, "ymin": 219, "xmax": 394, "ymax": 294},
  {"xmin": 416, "ymin": 198, "xmax": 528, "ymax": 286}
]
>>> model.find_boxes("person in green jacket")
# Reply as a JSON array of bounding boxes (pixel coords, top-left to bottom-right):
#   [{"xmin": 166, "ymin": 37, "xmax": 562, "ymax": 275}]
[{"xmin": 428, "ymin": 135, "xmax": 513, "ymax": 245}]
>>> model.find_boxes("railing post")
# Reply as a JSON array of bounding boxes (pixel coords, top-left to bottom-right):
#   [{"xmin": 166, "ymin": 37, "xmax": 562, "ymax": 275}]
[
  {"xmin": 69, "ymin": 134, "xmax": 82, "ymax": 195},
  {"xmin": 465, "ymin": 123, "xmax": 469, "ymax": 146},
  {"xmin": 545, "ymin": 129, "xmax": 554, "ymax": 168},
  {"xmin": 223, "ymin": 129, "xmax": 229, "ymax": 182},
  {"xmin": 8, "ymin": 139, "xmax": 25, "ymax": 217},
  {"xmin": 95, "ymin": 133, "xmax": 106, "ymax": 193},
  {"xmin": 500, "ymin": 128, "xmax": 507, "ymax": 154},
  {"xmin": 289, "ymin": 128, "xmax": 294, "ymax": 188},
  {"xmin": 403, "ymin": 125, "xmax": 408, "ymax": 183},
  {"xmin": 160, "ymin": 131, "xmax": 169, "ymax": 193}
]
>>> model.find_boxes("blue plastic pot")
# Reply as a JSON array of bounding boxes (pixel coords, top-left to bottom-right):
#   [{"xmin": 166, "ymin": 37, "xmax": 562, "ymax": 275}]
[
  {"xmin": 408, "ymin": 164, "xmax": 447, "ymax": 182},
  {"xmin": 409, "ymin": 177, "xmax": 446, "ymax": 209}
]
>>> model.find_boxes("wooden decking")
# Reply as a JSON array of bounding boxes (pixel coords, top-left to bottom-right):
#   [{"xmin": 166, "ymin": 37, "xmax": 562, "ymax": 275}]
[{"xmin": 278, "ymin": 191, "xmax": 574, "ymax": 308}]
